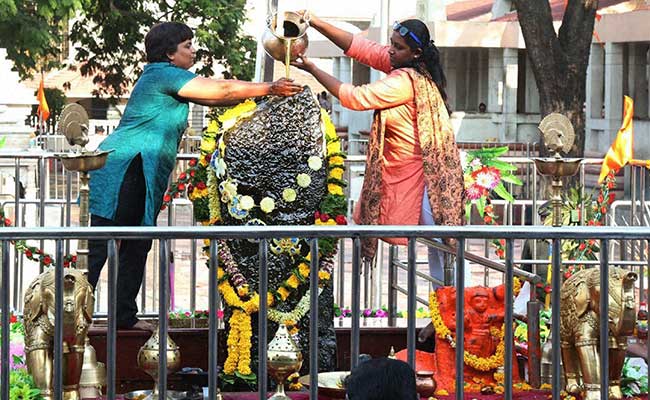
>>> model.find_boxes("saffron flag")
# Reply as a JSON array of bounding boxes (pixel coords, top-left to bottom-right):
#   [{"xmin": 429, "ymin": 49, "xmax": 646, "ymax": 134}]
[
  {"xmin": 598, "ymin": 96, "xmax": 634, "ymax": 183},
  {"xmin": 36, "ymin": 75, "xmax": 50, "ymax": 122}
]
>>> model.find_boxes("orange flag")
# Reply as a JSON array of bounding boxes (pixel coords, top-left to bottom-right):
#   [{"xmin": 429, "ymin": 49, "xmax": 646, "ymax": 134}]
[
  {"xmin": 36, "ymin": 75, "xmax": 50, "ymax": 122},
  {"xmin": 598, "ymin": 96, "xmax": 634, "ymax": 183}
]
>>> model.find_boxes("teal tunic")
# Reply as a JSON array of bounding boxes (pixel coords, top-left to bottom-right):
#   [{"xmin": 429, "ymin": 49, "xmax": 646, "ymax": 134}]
[{"xmin": 89, "ymin": 62, "xmax": 196, "ymax": 226}]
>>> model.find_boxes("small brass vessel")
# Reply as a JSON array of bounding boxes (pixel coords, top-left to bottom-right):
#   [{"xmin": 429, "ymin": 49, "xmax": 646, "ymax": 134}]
[
  {"xmin": 137, "ymin": 329, "xmax": 182, "ymax": 400},
  {"xmin": 267, "ymin": 324, "xmax": 303, "ymax": 400}
]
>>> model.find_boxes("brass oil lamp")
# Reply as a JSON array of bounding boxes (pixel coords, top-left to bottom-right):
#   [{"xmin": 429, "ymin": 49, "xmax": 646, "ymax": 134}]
[
  {"xmin": 137, "ymin": 329, "xmax": 182, "ymax": 400},
  {"xmin": 267, "ymin": 324, "xmax": 303, "ymax": 400}
]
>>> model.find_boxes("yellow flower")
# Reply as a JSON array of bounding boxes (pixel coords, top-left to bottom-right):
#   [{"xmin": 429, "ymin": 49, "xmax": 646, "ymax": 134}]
[
  {"xmin": 206, "ymin": 119, "xmax": 219, "ymax": 134},
  {"xmin": 200, "ymin": 138, "xmax": 216, "ymax": 154},
  {"xmin": 307, "ymin": 156, "xmax": 323, "ymax": 171},
  {"xmin": 327, "ymin": 140, "xmax": 341, "ymax": 154},
  {"xmin": 435, "ymin": 390, "xmax": 449, "ymax": 396},
  {"xmin": 237, "ymin": 285, "xmax": 249, "ymax": 297},
  {"xmin": 282, "ymin": 188, "xmax": 297, "ymax": 202},
  {"xmin": 296, "ymin": 173, "xmax": 312, "ymax": 188},
  {"xmin": 277, "ymin": 287, "xmax": 290, "ymax": 301},
  {"xmin": 289, "ymin": 326, "xmax": 299, "ymax": 336},
  {"xmin": 267, "ymin": 293, "xmax": 275, "ymax": 307},
  {"xmin": 199, "ymin": 156, "xmax": 208, "ymax": 167},
  {"xmin": 304, "ymin": 253, "xmax": 311, "ymax": 261},
  {"xmin": 320, "ymin": 109, "xmax": 338, "ymax": 141},
  {"xmin": 328, "ymin": 183, "xmax": 343, "ymax": 196},
  {"xmin": 260, "ymin": 197, "xmax": 275, "ymax": 213},
  {"xmin": 329, "ymin": 168, "xmax": 344, "ymax": 180},
  {"xmin": 298, "ymin": 263, "xmax": 310, "ymax": 278},
  {"xmin": 318, "ymin": 271, "xmax": 331, "ymax": 281},
  {"xmin": 329, "ymin": 156, "xmax": 344, "ymax": 166},
  {"xmin": 287, "ymin": 274, "xmax": 300, "ymax": 289},
  {"xmin": 219, "ymin": 100, "xmax": 257, "ymax": 131},
  {"xmin": 217, "ymin": 268, "xmax": 225, "ymax": 280},
  {"xmin": 239, "ymin": 195, "xmax": 255, "ymax": 210}
]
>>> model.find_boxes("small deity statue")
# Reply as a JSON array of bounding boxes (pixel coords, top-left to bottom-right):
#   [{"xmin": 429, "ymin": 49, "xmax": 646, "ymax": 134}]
[{"xmin": 464, "ymin": 288, "xmax": 503, "ymax": 358}]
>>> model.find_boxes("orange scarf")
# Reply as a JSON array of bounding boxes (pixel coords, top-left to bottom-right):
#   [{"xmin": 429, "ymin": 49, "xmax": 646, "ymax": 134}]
[{"xmin": 357, "ymin": 68, "xmax": 465, "ymax": 260}]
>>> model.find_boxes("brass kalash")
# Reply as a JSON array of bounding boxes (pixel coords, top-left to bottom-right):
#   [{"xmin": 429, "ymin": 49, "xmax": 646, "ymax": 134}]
[
  {"xmin": 261, "ymin": 10, "xmax": 310, "ymax": 78},
  {"xmin": 23, "ymin": 104, "xmax": 107, "ymax": 400},
  {"xmin": 533, "ymin": 114, "xmax": 637, "ymax": 400}
]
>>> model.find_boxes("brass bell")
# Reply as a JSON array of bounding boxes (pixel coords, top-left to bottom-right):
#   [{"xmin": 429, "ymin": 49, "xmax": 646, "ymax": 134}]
[{"xmin": 79, "ymin": 337, "xmax": 106, "ymax": 398}]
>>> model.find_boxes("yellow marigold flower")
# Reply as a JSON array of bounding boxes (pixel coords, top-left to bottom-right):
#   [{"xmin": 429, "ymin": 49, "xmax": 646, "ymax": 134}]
[
  {"xmin": 237, "ymin": 285, "xmax": 249, "ymax": 297},
  {"xmin": 289, "ymin": 327, "xmax": 299, "ymax": 336},
  {"xmin": 199, "ymin": 157, "xmax": 208, "ymax": 167},
  {"xmin": 298, "ymin": 263, "xmax": 310, "ymax": 277},
  {"xmin": 318, "ymin": 271, "xmax": 331, "ymax": 281},
  {"xmin": 329, "ymin": 156, "xmax": 344, "ymax": 166},
  {"xmin": 327, "ymin": 140, "xmax": 341, "ymax": 154},
  {"xmin": 206, "ymin": 119, "xmax": 219, "ymax": 133},
  {"xmin": 203, "ymin": 239, "xmax": 211, "ymax": 246},
  {"xmin": 200, "ymin": 138, "xmax": 216, "ymax": 154},
  {"xmin": 217, "ymin": 268, "xmax": 225, "ymax": 280},
  {"xmin": 435, "ymin": 390, "xmax": 449, "ymax": 396},
  {"xmin": 326, "ymin": 219, "xmax": 337, "ymax": 225},
  {"xmin": 267, "ymin": 293, "xmax": 275, "ymax": 307},
  {"xmin": 328, "ymin": 183, "xmax": 343, "ymax": 196},
  {"xmin": 329, "ymin": 168, "xmax": 344, "ymax": 180},
  {"xmin": 277, "ymin": 287, "xmax": 290, "ymax": 301},
  {"xmin": 314, "ymin": 219, "xmax": 323, "ymax": 225},
  {"xmin": 305, "ymin": 253, "xmax": 311, "ymax": 261},
  {"xmin": 287, "ymin": 274, "xmax": 300, "ymax": 288}
]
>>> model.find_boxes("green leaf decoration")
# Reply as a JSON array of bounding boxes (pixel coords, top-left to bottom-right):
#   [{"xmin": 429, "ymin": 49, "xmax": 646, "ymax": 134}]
[
  {"xmin": 485, "ymin": 159, "xmax": 518, "ymax": 172},
  {"xmin": 501, "ymin": 173, "xmax": 523, "ymax": 185},
  {"xmin": 493, "ymin": 183, "xmax": 514, "ymax": 203},
  {"xmin": 476, "ymin": 196, "xmax": 486, "ymax": 217}
]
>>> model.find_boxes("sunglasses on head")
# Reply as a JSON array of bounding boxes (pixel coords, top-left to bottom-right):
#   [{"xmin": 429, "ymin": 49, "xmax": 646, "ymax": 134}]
[{"xmin": 393, "ymin": 21, "xmax": 423, "ymax": 47}]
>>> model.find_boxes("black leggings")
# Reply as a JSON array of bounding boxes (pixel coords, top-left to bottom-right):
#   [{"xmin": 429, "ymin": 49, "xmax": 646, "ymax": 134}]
[{"xmin": 88, "ymin": 154, "xmax": 152, "ymax": 328}]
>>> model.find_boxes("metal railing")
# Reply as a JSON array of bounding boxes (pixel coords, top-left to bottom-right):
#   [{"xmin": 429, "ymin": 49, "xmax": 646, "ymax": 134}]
[{"xmin": 2, "ymin": 225, "xmax": 650, "ymax": 400}]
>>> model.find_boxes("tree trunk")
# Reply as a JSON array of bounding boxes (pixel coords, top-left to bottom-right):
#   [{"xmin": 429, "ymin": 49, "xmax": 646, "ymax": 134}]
[{"xmin": 513, "ymin": 0, "xmax": 598, "ymax": 157}]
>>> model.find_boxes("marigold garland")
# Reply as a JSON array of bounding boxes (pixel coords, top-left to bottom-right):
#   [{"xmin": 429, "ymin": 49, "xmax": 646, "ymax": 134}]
[{"xmin": 427, "ymin": 278, "xmax": 521, "ymax": 372}]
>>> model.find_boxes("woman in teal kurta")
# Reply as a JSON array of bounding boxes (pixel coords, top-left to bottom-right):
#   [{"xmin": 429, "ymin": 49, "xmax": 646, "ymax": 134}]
[{"xmin": 88, "ymin": 22, "xmax": 302, "ymax": 330}]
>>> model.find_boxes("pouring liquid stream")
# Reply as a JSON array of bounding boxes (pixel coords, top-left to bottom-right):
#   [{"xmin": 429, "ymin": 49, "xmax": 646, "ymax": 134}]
[{"xmin": 282, "ymin": 20, "xmax": 300, "ymax": 79}]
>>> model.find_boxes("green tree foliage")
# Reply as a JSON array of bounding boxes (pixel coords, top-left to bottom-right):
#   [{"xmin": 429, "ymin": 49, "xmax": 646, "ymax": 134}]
[
  {"xmin": 2, "ymin": 0, "xmax": 256, "ymax": 99},
  {"xmin": 70, "ymin": 0, "xmax": 256, "ymax": 98},
  {"xmin": 0, "ymin": 0, "xmax": 87, "ymax": 76}
]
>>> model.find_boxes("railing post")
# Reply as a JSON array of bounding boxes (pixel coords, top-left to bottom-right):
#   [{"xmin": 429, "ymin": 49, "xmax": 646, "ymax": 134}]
[
  {"xmin": 107, "ymin": 239, "xmax": 118, "ymax": 400},
  {"xmin": 158, "ymin": 239, "xmax": 169, "ymax": 400},
  {"xmin": 505, "ymin": 239, "xmax": 514, "ymax": 400},
  {"xmin": 1, "ymin": 240, "xmax": 10, "ymax": 400},
  {"xmin": 455, "ymin": 238, "xmax": 465, "ymax": 400},
  {"xmin": 258, "ymin": 239, "xmax": 269, "ymax": 399},
  {"xmin": 406, "ymin": 238, "xmax": 416, "ymax": 368},
  {"xmin": 309, "ymin": 239, "xmax": 320, "ymax": 400},
  {"xmin": 551, "ymin": 238, "xmax": 561, "ymax": 400},
  {"xmin": 54, "ymin": 239, "xmax": 64, "ymax": 400},
  {"xmin": 387, "ymin": 245, "xmax": 397, "ymax": 326},
  {"xmin": 208, "ymin": 239, "xmax": 219, "ymax": 400},
  {"xmin": 350, "ymin": 238, "xmax": 361, "ymax": 369},
  {"xmin": 599, "ymin": 239, "xmax": 609, "ymax": 400}
]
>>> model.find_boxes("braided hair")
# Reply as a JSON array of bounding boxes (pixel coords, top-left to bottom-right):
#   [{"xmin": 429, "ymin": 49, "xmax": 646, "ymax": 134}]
[{"xmin": 396, "ymin": 19, "xmax": 451, "ymax": 112}]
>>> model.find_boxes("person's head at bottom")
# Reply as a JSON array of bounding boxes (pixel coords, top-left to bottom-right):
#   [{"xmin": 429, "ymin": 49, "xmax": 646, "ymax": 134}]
[{"xmin": 345, "ymin": 358, "xmax": 418, "ymax": 400}]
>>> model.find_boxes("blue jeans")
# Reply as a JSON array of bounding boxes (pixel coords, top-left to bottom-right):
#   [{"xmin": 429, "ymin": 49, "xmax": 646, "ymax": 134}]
[{"xmin": 420, "ymin": 188, "xmax": 445, "ymax": 288}]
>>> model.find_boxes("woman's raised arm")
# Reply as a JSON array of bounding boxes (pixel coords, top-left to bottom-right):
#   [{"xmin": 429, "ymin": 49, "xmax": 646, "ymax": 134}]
[
  {"xmin": 304, "ymin": 12, "xmax": 353, "ymax": 52},
  {"xmin": 178, "ymin": 77, "xmax": 303, "ymax": 106}
]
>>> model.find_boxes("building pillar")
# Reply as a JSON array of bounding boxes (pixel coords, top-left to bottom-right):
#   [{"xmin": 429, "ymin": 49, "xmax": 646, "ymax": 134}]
[
  {"xmin": 604, "ymin": 43, "xmax": 624, "ymax": 140},
  {"xmin": 333, "ymin": 56, "xmax": 353, "ymax": 129},
  {"xmin": 587, "ymin": 44, "xmax": 605, "ymax": 120},
  {"xmin": 488, "ymin": 48, "xmax": 503, "ymax": 114},
  {"xmin": 331, "ymin": 57, "xmax": 341, "ymax": 126},
  {"xmin": 525, "ymin": 55, "xmax": 540, "ymax": 114},
  {"xmin": 491, "ymin": 0, "xmax": 513, "ymax": 19},
  {"xmin": 444, "ymin": 49, "xmax": 459, "ymax": 112},
  {"xmin": 629, "ymin": 44, "xmax": 649, "ymax": 119},
  {"xmin": 502, "ymin": 48, "xmax": 519, "ymax": 141}
]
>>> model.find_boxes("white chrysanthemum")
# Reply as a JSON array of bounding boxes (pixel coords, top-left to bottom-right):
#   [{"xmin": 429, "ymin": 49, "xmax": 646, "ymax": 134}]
[
  {"xmin": 296, "ymin": 173, "xmax": 311, "ymax": 188},
  {"xmin": 282, "ymin": 188, "xmax": 297, "ymax": 202},
  {"xmin": 307, "ymin": 156, "xmax": 323, "ymax": 171},
  {"xmin": 239, "ymin": 195, "xmax": 255, "ymax": 210},
  {"xmin": 260, "ymin": 197, "xmax": 275, "ymax": 213}
]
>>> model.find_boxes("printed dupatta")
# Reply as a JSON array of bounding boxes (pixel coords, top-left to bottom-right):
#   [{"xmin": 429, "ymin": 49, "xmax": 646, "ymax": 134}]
[{"xmin": 357, "ymin": 68, "xmax": 466, "ymax": 260}]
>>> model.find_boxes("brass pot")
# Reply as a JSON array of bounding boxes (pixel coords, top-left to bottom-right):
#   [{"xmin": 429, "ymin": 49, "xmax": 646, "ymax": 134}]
[
  {"xmin": 415, "ymin": 370, "xmax": 436, "ymax": 397},
  {"xmin": 79, "ymin": 338, "xmax": 106, "ymax": 398},
  {"xmin": 261, "ymin": 11, "xmax": 309, "ymax": 62}
]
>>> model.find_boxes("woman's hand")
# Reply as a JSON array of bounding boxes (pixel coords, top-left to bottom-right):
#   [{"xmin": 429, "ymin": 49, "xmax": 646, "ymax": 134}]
[
  {"xmin": 291, "ymin": 54, "xmax": 316, "ymax": 73},
  {"xmin": 269, "ymin": 78, "xmax": 303, "ymax": 96}
]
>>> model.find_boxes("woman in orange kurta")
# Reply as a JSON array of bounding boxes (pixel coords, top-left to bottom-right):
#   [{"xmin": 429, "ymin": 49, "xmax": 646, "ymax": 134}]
[{"xmin": 293, "ymin": 15, "xmax": 465, "ymax": 285}]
